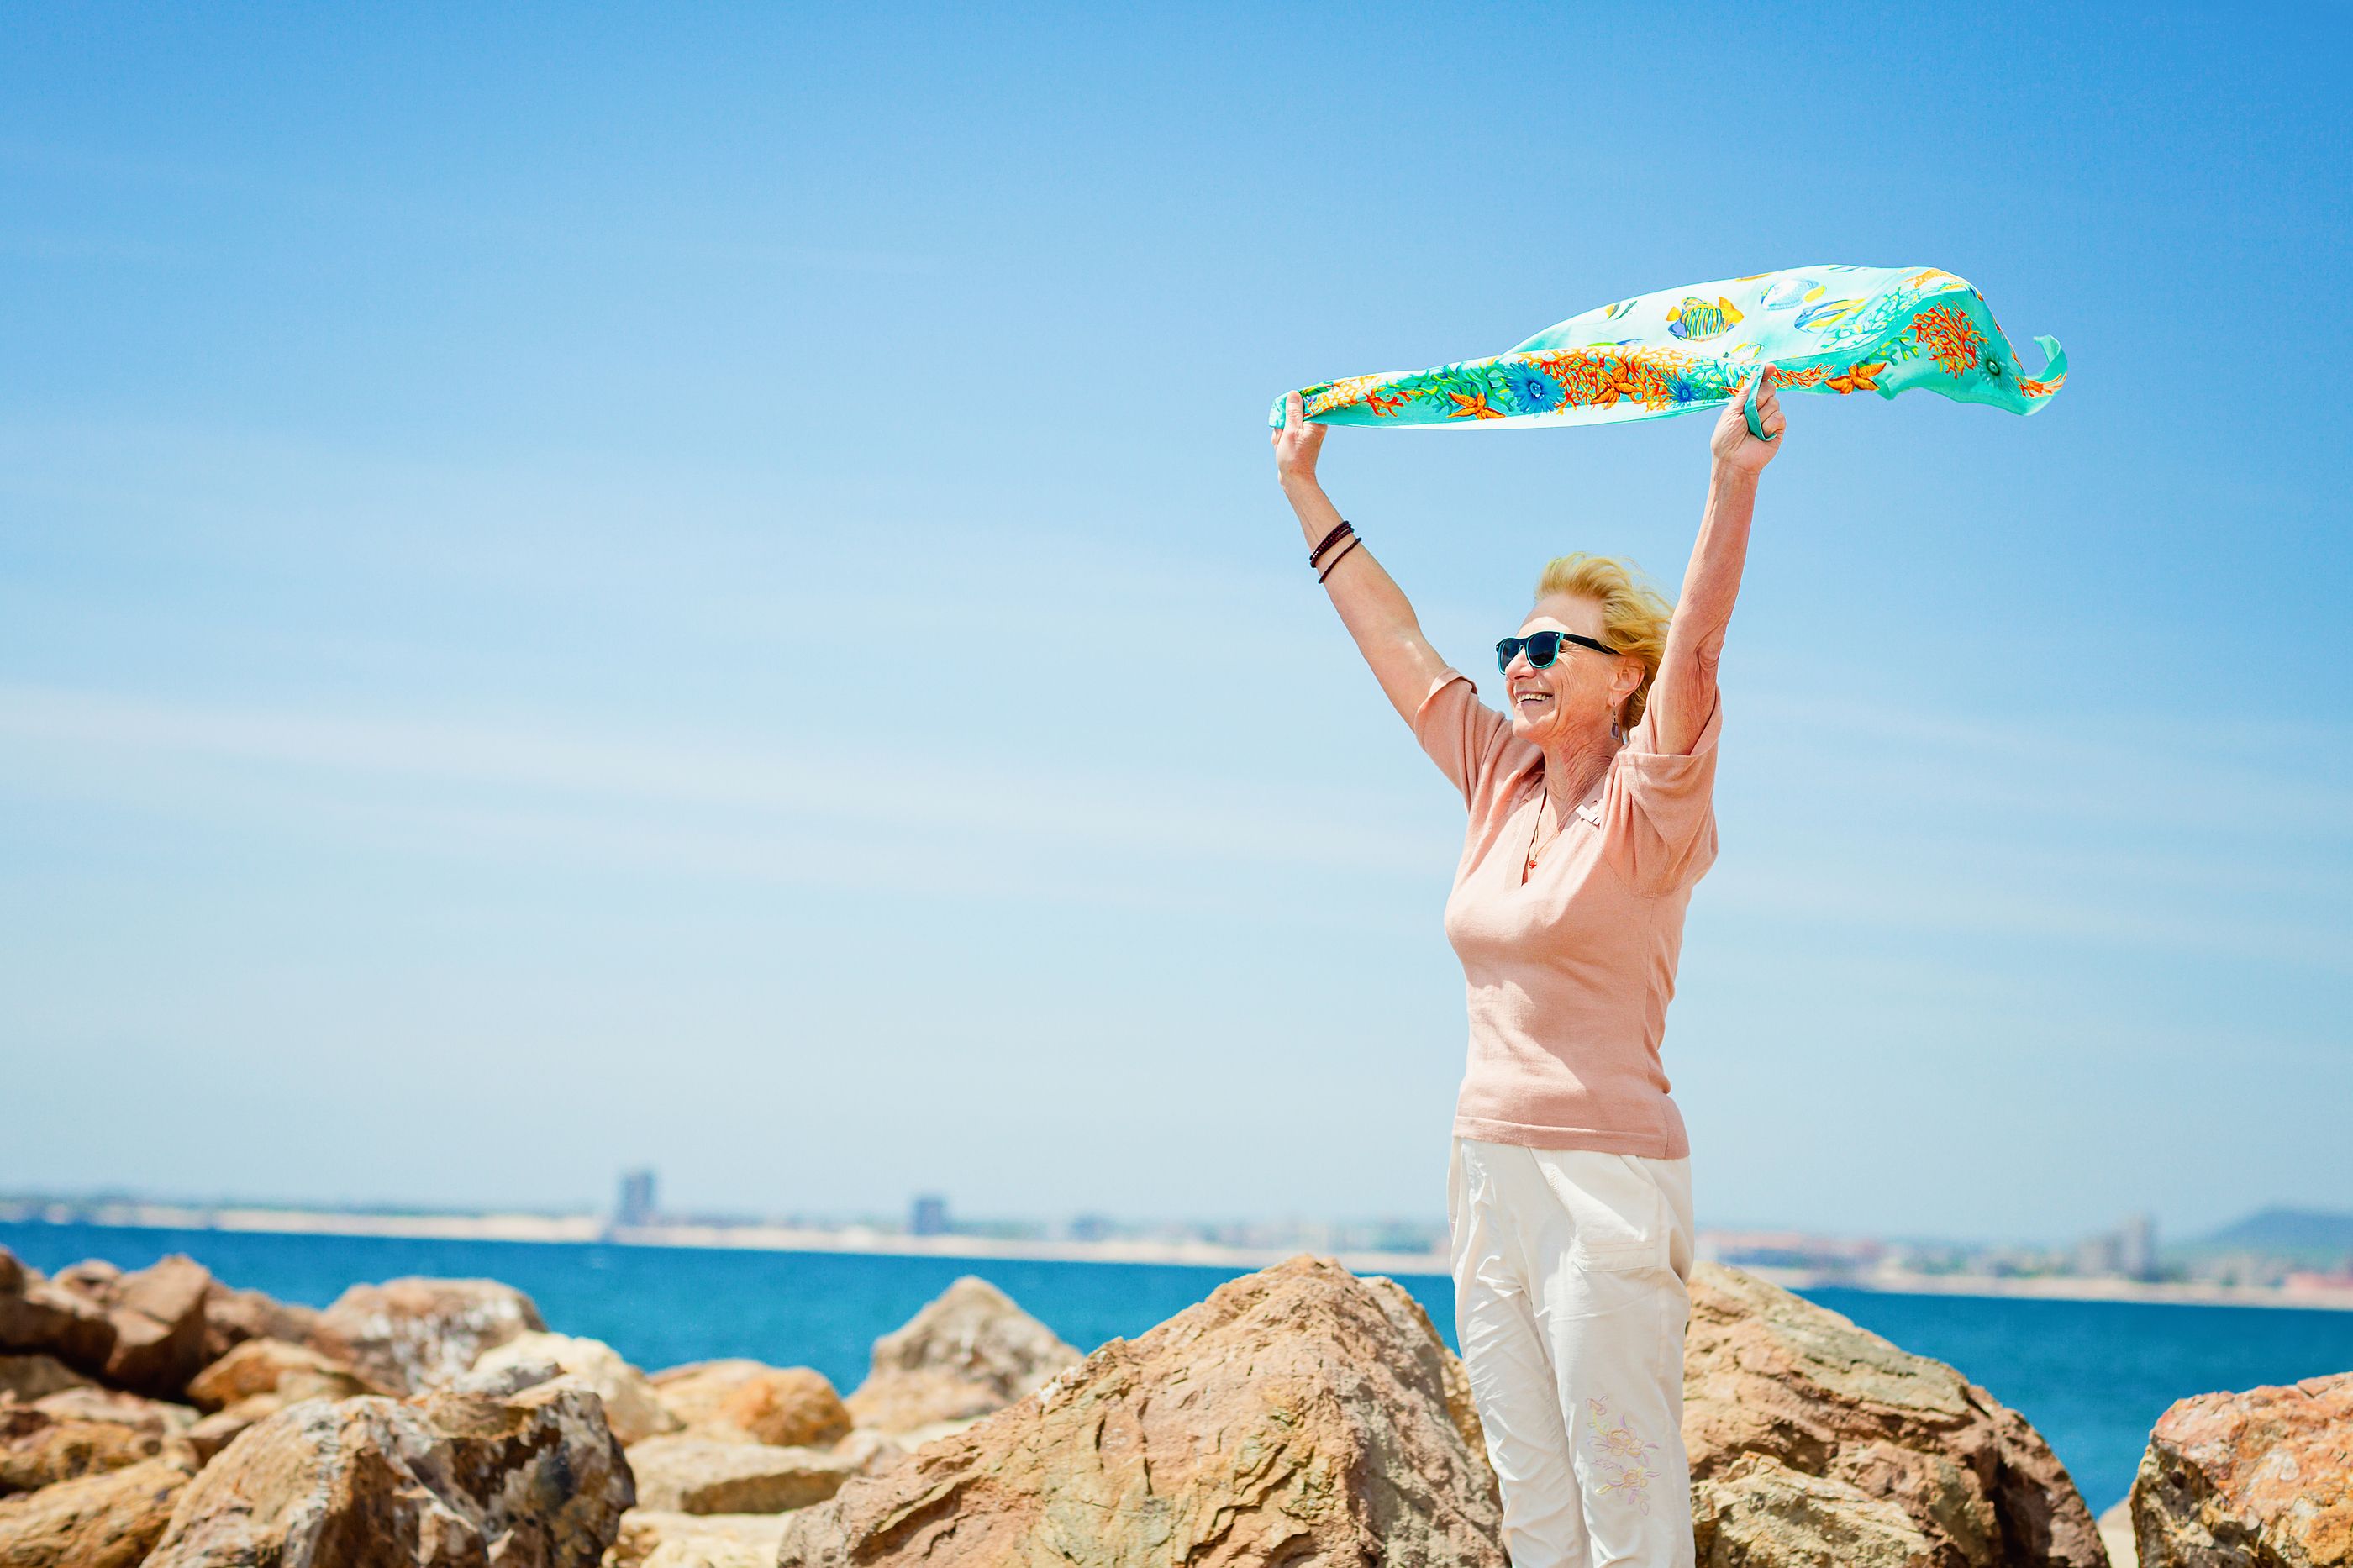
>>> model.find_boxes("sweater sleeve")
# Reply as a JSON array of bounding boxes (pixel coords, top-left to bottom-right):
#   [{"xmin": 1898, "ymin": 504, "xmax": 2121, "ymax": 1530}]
[{"xmin": 1600, "ymin": 691, "xmax": 1722, "ymax": 896}]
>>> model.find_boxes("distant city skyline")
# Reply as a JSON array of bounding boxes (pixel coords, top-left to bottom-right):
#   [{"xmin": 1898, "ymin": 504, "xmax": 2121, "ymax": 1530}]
[
  {"xmin": 3, "ymin": 5, "xmax": 2348, "ymax": 1239},
  {"xmin": 13, "ymin": 1174, "xmax": 2353, "ymax": 1272}
]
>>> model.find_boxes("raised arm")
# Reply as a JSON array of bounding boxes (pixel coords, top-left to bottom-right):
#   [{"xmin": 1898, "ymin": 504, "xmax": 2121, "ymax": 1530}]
[
  {"xmin": 1645, "ymin": 371, "xmax": 1785, "ymax": 755},
  {"xmin": 1272, "ymin": 392, "xmax": 1452, "ymax": 723}
]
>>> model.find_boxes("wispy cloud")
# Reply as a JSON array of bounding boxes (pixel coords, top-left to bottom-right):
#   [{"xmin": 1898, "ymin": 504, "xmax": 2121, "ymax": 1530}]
[
  {"xmin": 0, "ymin": 683, "xmax": 1436, "ymax": 888},
  {"xmin": 5, "ymin": 677, "xmax": 2345, "ymax": 971}
]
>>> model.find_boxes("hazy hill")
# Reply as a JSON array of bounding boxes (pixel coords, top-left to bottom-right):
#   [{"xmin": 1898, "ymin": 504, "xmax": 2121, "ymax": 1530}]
[{"xmin": 2186, "ymin": 1208, "xmax": 2353, "ymax": 1265}]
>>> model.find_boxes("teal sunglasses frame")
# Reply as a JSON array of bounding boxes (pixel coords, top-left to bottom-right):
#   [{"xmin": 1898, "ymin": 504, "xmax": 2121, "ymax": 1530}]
[{"xmin": 1496, "ymin": 629, "xmax": 1618, "ymax": 672}]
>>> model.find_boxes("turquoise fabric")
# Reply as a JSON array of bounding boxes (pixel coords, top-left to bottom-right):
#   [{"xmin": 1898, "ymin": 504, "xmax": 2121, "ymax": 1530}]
[{"xmin": 1270, "ymin": 265, "xmax": 2063, "ymax": 433}]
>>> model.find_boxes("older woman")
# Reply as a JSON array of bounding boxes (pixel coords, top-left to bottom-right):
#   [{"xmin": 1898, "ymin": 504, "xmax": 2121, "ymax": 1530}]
[{"xmin": 1271, "ymin": 372, "xmax": 1783, "ymax": 1568}]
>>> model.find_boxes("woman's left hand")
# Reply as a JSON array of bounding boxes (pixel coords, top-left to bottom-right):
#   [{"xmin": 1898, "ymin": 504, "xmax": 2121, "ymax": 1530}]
[{"xmin": 1710, "ymin": 369, "xmax": 1784, "ymax": 474}]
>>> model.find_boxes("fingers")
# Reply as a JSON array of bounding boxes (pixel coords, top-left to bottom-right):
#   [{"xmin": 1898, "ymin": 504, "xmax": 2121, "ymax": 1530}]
[{"xmin": 1285, "ymin": 391, "xmax": 1304, "ymax": 432}]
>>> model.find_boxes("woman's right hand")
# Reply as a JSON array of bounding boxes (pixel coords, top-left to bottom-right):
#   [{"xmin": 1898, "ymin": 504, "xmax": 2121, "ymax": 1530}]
[{"xmin": 1271, "ymin": 391, "xmax": 1328, "ymax": 492}]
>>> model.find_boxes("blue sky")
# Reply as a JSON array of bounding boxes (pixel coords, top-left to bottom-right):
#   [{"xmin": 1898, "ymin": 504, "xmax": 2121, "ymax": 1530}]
[{"xmin": 3, "ymin": 3, "xmax": 2347, "ymax": 1244}]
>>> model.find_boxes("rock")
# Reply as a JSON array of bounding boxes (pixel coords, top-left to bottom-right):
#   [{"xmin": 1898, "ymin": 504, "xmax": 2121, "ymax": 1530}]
[
  {"xmin": 0, "ymin": 1252, "xmax": 117, "ymax": 1379},
  {"xmin": 196, "ymin": 1281, "xmax": 319, "ymax": 1367},
  {"xmin": 0, "ymin": 1455, "xmax": 192, "ymax": 1568},
  {"xmin": 1693, "ymin": 1452, "xmax": 1939, "ymax": 1567},
  {"xmin": 47, "ymin": 1262, "xmax": 119, "ymax": 1298},
  {"xmin": 609, "ymin": 1509, "xmax": 792, "ymax": 1568},
  {"xmin": 1683, "ymin": 1262, "xmax": 2104, "ymax": 1568},
  {"xmin": 2129, "ymin": 1368, "xmax": 2353, "ymax": 1567},
  {"xmin": 145, "ymin": 1379, "xmax": 632, "ymax": 1567},
  {"xmin": 0, "ymin": 1406, "xmax": 156, "ymax": 1496},
  {"xmin": 776, "ymin": 1255, "xmax": 1504, "ymax": 1568},
  {"xmin": 182, "ymin": 1401, "xmax": 276, "ymax": 1468},
  {"xmin": 18, "ymin": 1386, "xmax": 191, "ymax": 1437},
  {"xmin": 645, "ymin": 1540, "xmax": 771, "ymax": 1568},
  {"xmin": 716, "ymin": 1369, "xmax": 850, "ymax": 1450},
  {"xmin": 473, "ymin": 1331, "xmax": 678, "ymax": 1445},
  {"xmin": 651, "ymin": 1360, "xmax": 849, "ymax": 1448},
  {"xmin": 0, "ymin": 1395, "xmax": 168, "ymax": 1495},
  {"xmin": 185, "ymin": 1338, "xmax": 382, "ymax": 1413},
  {"xmin": 2099, "ymin": 1499, "xmax": 2138, "ymax": 1568},
  {"xmin": 624, "ymin": 1434, "xmax": 855, "ymax": 1514},
  {"xmin": 843, "ymin": 1276, "xmax": 1082, "ymax": 1433},
  {"xmin": 55, "ymin": 1255, "xmax": 217, "ymax": 1400},
  {"xmin": 308, "ymin": 1276, "xmax": 545, "ymax": 1395},
  {"xmin": 831, "ymin": 1428, "xmax": 905, "ymax": 1476},
  {"xmin": 1362, "ymin": 1272, "xmax": 1498, "ymax": 1499},
  {"xmin": 0, "ymin": 1357, "xmax": 89, "ymax": 1405},
  {"xmin": 450, "ymin": 1354, "xmax": 571, "ymax": 1399}
]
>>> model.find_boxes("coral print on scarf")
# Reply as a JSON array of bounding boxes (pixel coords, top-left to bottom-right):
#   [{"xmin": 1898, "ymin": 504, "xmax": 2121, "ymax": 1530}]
[{"xmin": 1270, "ymin": 264, "xmax": 2063, "ymax": 432}]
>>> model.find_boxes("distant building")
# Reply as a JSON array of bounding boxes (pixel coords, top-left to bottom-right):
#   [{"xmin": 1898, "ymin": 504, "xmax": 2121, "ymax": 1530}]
[
  {"xmin": 2071, "ymin": 1231, "xmax": 2122, "ymax": 1278},
  {"xmin": 1067, "ymin": 1213, "xmax": 1116, "ymax": 1243},
  {"xmin": 616, "ymin": 1168, "xmax": 658, "ymax": 1228},
  {"xmin": 2119, "ymin": 1212, "xmax": 2159, "ymax": 1281},
  {"xmin": 910, "ymin": 1194, "xmax": 950, "ymax": 1237}
]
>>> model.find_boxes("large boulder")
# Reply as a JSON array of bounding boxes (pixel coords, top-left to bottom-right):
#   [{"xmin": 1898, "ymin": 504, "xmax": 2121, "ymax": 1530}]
[
  {"xmin": 844, "ymin": 1276, "xmax": 1082, "ymax": 1433},
  {"xmin": 196, "ymin": 1281, "xmax": 320, "ymax": 1367},
  {"xmin": 1694, "ymin": 1452, "xmax": 1939, "ymax": 1566},
  {"xmin": 475, "ymin": 1332, "xmax": 679, "ymax": 1445},
  {"xmin": 776, "ymin": 1255, "xmax": 1504, "ymax": 1568},
  {"xmin": 308, "ymin": 1276, "xmax": 545, "ymax": 1395},
  {"xmin": 185, "ymin": 1337, "xmax": 384, "ymax": 1413},
  {"xmin": 610, "ymin": 1510, "xmax": 793, "ymax": 1568},
  {"xmin": 179, "ymin": 1341, "xmax": 390, "ymax": 1466},
  {"xmin": 624, "ymin": 1434, "xmax": 855, "ymax": 1513},
  {"xmin": 2129, "ymin": 1368, "xmax": 2353, "ymax": 1567},
  {"xmin": 1683, "ymin": 1262, "xmax": 2104, "ymax": 1568},
  {"xmin": 93, "ymin": 1256, "xmax": 214, "ymax": 1398},
  {"xmin": 47, "ymin": 1256, "xmax": 216, "ymax": 1400},
  {"xmin": 0, "ymin": 1389, "xmax": 190, "ymax": 1495},
  {"xmin": 651, "ymin": 1360, "xmax": 850, "ymax": 1449},
  {"xmin": 145, "ymin": 1378, "xmax": 633, "ymax": 1567},
  {"xmin": 0, "ymin": 1454, "xmax": 192, "ymax": 1568},
  {"xmin": 0, "ymin": 1358, "xmax": 88, "ymax": 1405},
  {"xmin": 0, "ymin": 1252, "xmax": 116, "ymax": 1379}
]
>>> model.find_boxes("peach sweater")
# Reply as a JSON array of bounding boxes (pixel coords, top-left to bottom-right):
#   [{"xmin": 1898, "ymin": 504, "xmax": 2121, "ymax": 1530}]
[{"xmin": 1413, "ymin": 670, "xmax": 1720, "ymax": 1158}]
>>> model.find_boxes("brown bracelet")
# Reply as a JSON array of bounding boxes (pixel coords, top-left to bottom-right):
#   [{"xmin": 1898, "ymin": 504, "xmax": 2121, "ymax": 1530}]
[
  {"xmin": 1308, "ymin": 519, "xmax": 1354, "ymax": 567},
  {"xmin": 1315, "ymin": 534, "xmax": 1363, "ymax": 584}
]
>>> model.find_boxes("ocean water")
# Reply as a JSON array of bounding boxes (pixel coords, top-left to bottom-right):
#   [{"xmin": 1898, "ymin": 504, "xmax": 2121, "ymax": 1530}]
[{"xmin": 9, "ymin": 1223, "xmax": 2352, "ymax": 1511}]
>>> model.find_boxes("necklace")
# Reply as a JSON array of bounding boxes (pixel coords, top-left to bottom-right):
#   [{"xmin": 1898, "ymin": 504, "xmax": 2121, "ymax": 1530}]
[
  {"xmin": 1523, "ymin": 796, "xmax": 1556, "ymax": 877},
  {"xmin": 1523, "ymin": 755, "xmax": 1614, "ymax": 879}
]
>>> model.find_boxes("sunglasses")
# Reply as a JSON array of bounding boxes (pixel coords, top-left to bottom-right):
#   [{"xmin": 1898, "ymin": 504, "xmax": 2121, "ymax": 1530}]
[{"xmin": 1496, "ymin": 630, "xmax": 1619, "ymax": 673}]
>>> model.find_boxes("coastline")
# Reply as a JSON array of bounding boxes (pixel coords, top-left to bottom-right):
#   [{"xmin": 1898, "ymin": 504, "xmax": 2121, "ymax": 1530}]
[{"xmin": 7, "ymin": 1200, "xmax": 2351, "ymax": 1313}]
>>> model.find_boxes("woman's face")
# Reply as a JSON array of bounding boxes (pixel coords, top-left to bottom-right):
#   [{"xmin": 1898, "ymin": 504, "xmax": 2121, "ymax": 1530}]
[{"xmin": 1506, "ymin": 592, "xmax": 1641, "ymax": 745}]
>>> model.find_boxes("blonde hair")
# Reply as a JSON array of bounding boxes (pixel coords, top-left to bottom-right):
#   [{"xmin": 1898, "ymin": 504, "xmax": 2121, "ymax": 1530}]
[{"xmin": 1533, "ymin": 553, "xmax": 1674, "ymax": 732}]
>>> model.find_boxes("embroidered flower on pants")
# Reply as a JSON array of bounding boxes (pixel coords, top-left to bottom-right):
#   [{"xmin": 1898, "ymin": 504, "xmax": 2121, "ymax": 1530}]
[{"xmin": 1584, "ymin": 1397, "xmax": 1661, "ymax": 1512}]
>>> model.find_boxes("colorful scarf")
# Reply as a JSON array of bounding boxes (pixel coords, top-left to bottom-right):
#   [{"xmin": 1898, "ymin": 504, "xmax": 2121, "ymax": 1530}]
[{"xmin": 1270, "ymin": 265, "xmax": 2064, "ymax": 437}]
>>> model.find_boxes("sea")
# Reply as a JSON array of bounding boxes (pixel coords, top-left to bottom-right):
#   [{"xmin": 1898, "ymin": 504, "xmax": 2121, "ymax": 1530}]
[{"xmin": 10, "ymin": 1222, "xmax": 2353, "ymax": 1513}]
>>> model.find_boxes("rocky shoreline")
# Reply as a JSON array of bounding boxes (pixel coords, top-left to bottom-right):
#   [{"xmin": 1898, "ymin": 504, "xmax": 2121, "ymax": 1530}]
[{"xmin": 1, "ymin": 1244, "xmax": 2342, "ymax": 1565}]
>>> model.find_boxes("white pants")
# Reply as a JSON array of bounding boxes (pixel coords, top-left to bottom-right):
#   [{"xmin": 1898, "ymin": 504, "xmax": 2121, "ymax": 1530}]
[{"xmin": 1449, "ymin": 1137, "xmax": 1697, "ymax": 1568}]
